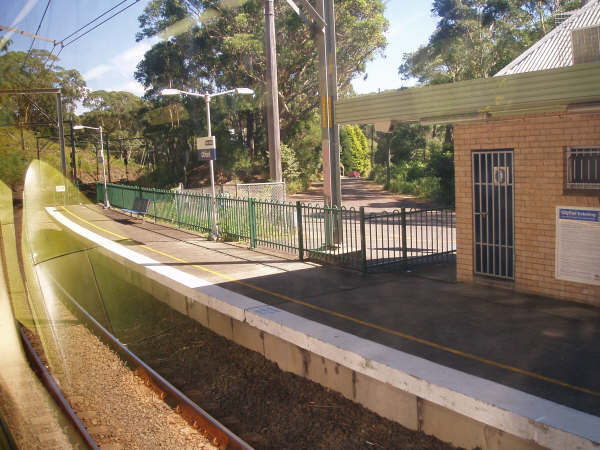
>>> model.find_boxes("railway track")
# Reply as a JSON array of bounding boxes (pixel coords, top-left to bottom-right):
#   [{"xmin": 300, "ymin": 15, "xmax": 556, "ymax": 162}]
[{"xmin": 17, "ymin": 289, "xmax": 252, "ymax": 450}]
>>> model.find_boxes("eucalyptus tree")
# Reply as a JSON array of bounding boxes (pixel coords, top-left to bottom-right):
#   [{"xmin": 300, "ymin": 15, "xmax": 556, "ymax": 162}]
[
  {"xmin": 399, "ymin": 0, "xmax": 582, "ymax": 85},
  {"xmin": 0, "ymin": 50, "xmax": 86, "ymax": 124},
  {"xmin": 134, "ymin": 0, "xmax": 388, "ymax": 179}
]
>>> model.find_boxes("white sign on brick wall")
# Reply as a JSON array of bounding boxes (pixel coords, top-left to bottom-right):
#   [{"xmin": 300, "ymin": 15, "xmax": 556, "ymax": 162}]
[{"xmin": 555, "ymin": 206, "xmax": 600, "ymax": 286}]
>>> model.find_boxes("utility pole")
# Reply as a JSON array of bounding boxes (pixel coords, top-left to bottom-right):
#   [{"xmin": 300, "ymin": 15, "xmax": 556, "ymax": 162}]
[
  {"xmin": 56, "ymin": 93, "xmax": 66, "ymax": 177},
  {"xmin": 324, "ymin": 0, "xmax": 341, "ymax": 210},
  {"xmin": 69, "ymin": 121, "xmax": 77, "ymax": 184},
  {"xmin": 106, "ymin": 135, "xmax": 112, "ymax": 182},
  {"xmin": 316, "ymin": 0, "xmax": 331, "ymax": 205},
  {"xmin": 324, "ymin": 0, "xmax": 341, "ymax": 243},
  {"xmin": 264, "ymin": 0, "xmax": 282, "ymax": 182}
]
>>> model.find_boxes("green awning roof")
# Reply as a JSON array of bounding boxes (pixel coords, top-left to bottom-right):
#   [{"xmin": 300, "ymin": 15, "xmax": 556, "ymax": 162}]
[{"xmin": 335, "ymin": 61, "xmax": 600, "ymax": 126}]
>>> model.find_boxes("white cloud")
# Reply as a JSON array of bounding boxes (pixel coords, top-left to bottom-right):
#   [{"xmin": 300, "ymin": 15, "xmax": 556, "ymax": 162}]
[
  {"xmin": 82, "ymin": 38, "xmax": 158, "ymax": 95},
  {"xmin": 83, "ymin": 64, "xmax": 112, "ymax": 81},
  {"xmin": 110, "ymin": 39, "xmax": 155, "ymax": 76},
  {"xmin": 114, "ymin": 80, "xmax": 147, "ymax": 97}
]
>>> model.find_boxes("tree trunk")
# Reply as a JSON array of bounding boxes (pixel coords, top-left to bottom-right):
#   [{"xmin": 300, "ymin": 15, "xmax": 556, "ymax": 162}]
[
  {"xmin": 247, "ymin": 111, "xmax": 255, "ymax": 161},
  {"xmin": 538, "ymin": 1, "xmax": 547, "ymax": 34},
  {"xmin": 19, "ymin": 125, "xmax": 25, "ymax": 152},
  {"xmin": 183, "ymin": 140, "xmax": 191, "ymax": 188},
  {"xmin": 444, "ymin": 125, "xmax": 454, "ymax": 146}
]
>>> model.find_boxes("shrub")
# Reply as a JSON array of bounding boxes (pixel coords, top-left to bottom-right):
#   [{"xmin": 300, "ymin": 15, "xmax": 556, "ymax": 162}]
[
  {"xmin": 280, "ymin": 143, "xmax": 301, "ymax": 182},
  {"xmin": 340, "ymin": 125, "xmax": 371, "ymax": 176}
]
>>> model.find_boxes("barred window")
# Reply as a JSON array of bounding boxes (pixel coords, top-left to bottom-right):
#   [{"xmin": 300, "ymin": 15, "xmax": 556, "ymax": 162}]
[{"xmin": 566, "ymin": 147, "xmax": 600, "ymax": 190}]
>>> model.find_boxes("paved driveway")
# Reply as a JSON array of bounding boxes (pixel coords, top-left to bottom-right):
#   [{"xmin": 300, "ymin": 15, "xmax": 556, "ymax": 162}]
[{"xmin": 290, "ymin": 178, "xmax": 428, "ymax": 212}]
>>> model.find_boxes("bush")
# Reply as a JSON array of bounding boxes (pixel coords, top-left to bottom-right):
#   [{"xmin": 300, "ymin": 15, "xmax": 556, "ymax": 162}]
[
  {"xmin": 340, "ymin": 125, "xmax": 371, "ymax": 176},
  {"xmin": 280, "ymin": 143, "xmax": 301, "ymax": 182},
  {"xmin": 0, "ymin": 149, "xmax": 28, "ymax": 189},
  {"xmin": 372, "ymin": 157, "xmax": 453, "ymax": 207}
]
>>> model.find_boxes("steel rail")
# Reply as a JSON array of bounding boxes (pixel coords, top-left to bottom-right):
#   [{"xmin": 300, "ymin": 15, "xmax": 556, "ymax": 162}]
[
  {"xmin": 57, "ymin": 284, "xmax": 252, "ymax": 450},
  {"xmin": 18, "ymin": 323, "xmax": 99, "ymax": 450}
]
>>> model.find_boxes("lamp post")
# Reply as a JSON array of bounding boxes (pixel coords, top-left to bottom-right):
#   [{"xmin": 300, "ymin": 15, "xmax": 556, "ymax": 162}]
[
  {"xmin": 73, "ymin": 125, "xmax": 109, "ymax": 208},
  {"xmin": 160, "ymin": 87, "xmax": 254, "ymax": 240}
]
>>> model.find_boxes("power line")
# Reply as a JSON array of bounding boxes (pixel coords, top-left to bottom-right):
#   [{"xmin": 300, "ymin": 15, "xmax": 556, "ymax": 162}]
[
  {"xmin": 61, "ymin": 0, "xmax": 142, "ymax": 48},
  {"xmin": 26, "ymin": 0, "xmax": 52, "ymax": 57},
  {"xmin": 60, "ymin": 0, "xmax": 130, "ymax": 43}
]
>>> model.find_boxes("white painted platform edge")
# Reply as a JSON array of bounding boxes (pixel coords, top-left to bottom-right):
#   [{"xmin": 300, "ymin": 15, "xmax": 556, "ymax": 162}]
[{"xmin": 48, "ymin": 207, "xmax": 600, "ymax": 450}]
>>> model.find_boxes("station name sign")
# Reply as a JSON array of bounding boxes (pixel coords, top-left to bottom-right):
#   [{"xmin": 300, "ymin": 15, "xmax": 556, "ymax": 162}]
[{"xmin": 196, "ymin": 136, "xmax": 216, "ymax": 161}]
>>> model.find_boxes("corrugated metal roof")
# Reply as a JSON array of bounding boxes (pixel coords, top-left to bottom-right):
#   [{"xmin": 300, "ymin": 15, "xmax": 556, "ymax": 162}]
[
  {"xmin": 495, "ymin": 0, "xmax": 600, "ymax": 76},
  {"xmin": 335, "ymin": 62, "xmax": 600, "ymax": 125}
]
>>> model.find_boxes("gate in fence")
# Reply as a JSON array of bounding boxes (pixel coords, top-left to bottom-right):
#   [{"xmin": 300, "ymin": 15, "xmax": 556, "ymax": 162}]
[{"xmin": 97, "ymin": 182, "xmax": 455, "ymax": 273}]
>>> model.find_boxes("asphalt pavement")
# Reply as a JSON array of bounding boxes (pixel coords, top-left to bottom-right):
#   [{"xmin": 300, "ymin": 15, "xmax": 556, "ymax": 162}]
[{"xmin": 63, "ymin": 204, "xmax": 600, "ymax": 417}]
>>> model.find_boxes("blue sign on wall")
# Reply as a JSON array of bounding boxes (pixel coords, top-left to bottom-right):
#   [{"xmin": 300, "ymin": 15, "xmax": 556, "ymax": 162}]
[{"xmin": 559, "ymin": 208, "xmax": 600, "ymax": 222}]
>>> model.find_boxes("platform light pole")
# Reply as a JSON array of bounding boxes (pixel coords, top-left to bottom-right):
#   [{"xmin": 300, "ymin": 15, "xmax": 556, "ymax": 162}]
[
  {"xmin": 73, "ymin": 125, "xmax": 109, "ymax": 208},
  {"xmin": 160, "ymin": 87, "xmax": 255, "ymax": 240}
]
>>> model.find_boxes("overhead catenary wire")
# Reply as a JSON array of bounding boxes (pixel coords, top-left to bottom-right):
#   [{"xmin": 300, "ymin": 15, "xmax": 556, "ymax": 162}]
[
  {"xmin": 60, "ymin": 0, "xmax": 131, "ymax": 43},
  {"xmin": 61, "ymin": 0, "xmax": 142, "ymax": 48},
  {"xmin": 25, "ymin": 0, "xmax": 53, "ymax": 58},
  {"xmin": 47, "ymin": 0, "xmax": 140, "ymax": 69}
]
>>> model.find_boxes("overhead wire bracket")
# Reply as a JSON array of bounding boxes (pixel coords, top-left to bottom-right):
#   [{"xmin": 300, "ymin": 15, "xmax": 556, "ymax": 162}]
[{"xmin": 285, "ymin": 0, "xmax": 326, "ymax": 30}]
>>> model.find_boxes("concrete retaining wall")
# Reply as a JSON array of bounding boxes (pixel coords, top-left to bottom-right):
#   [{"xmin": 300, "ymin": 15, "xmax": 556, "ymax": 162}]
[{"xmin": 48, "ymin": 207, "xmax": 600, "ymax": 450}]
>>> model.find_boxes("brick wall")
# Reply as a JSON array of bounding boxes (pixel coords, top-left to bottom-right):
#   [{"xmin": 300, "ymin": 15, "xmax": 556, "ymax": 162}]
[{"xmin": 454, "ymin": 112, "xmax": 600, "ymax": 306}]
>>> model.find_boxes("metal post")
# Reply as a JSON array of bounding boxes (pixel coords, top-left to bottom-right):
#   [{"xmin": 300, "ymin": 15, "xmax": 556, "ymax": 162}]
[
  {"xmin": 69, "ymin": 121, "xmax": 77, "ymax": 185},
  {"xmin": 401, "ymin": 207, "xmax": 408, "ymax": 261},
  {"xmin": 205, "ymin": 95, "xmax": 219, "ymax": 239},
  {"xmin": 296, "ymin": 201, "xmax": 304, "ymax": 261},
  {"xmin": 175, "ymin": 192, "xmax": 181, "ymax": 228},
  {"xmin": 316, "ymin": 0, "xmax": 331, "ymax": 208},
  {"xmin": 99, "ymin": 126, "xmax": 110, "ymax": 208},
  {"xmin": 36, "ymin": 136, "xmax": 40, "ymax": 159},
  {"xmin": 359, "ymin": 207, "xmax": 367, "ymax": 273},
  {"xmin": 94, "ymin": 143, "xmax": 99, "ymax": 181},
  {"xmin": 264, "ymin": 0, "xmax": 282, "ymax": 182},
  {"xmin": 152, "ymin": 189, "xmax": 157, "ymax": 224},
  {"xmin": 56, "ymin": 93, "xmax": 67, "ymax": 177},
  {"xmin": 249, "ymin": 197, "xmax": 257, "ymax": 248},
  {"xmin": 324, "ymin": 0, "xmax": 342, "ymax": 213},
  {"xmin": 106, "ymin": 135, "xmax": 112, "ymax": 183},
  {"xmin": 386, "ymin": 135, "xmax": 391, "ymax": 188}
]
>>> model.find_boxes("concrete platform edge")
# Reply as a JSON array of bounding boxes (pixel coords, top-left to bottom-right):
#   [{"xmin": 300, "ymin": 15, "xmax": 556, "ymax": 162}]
[{"xmin": 48, "ymin": 208, "xmax": 600, "ymax": 450}]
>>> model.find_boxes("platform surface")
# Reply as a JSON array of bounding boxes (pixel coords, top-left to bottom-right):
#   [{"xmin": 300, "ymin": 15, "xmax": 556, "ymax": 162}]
[{"xmin": 57, "ymin": 204, "xmax": 600, "ymax": 421}]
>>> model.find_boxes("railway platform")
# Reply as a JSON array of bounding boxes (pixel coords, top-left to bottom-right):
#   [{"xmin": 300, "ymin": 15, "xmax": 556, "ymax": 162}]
[{"xmin": 50, "ymin": 203, "xmax": 600, "ymax": 450}]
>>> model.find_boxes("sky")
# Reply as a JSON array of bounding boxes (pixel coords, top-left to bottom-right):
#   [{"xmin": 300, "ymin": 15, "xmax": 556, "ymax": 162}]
[{"xmin": 1, "ymin": 0, "xmax": 438, "ymax": 98}]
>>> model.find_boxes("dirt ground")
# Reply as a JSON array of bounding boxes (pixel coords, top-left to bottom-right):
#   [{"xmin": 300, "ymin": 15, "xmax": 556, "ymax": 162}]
[{"xmin": 126, "ymin": 302, "xmax": 462, "ymax": 450}]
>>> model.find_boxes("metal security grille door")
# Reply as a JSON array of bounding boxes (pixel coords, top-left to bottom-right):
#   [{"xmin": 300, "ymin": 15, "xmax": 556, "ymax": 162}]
[{"xmin": 472, "ymin": 150, "xmax": 514, "ymax": 279}]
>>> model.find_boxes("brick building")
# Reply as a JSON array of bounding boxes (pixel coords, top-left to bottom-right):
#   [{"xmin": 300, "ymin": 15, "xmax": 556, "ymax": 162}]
[
  {"xmin": 453, "ymin": 112, "xmax": 600, "ymax": 305},
  {"xmin": 335, "ymin": 3, "xmax": 600, "ymax": 305}
]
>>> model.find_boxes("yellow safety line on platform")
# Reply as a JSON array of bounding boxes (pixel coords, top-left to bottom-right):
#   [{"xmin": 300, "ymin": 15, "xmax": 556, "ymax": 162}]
[{"xmin": 60, "ymin": 206, "xmax": 600, "ymax": 398}]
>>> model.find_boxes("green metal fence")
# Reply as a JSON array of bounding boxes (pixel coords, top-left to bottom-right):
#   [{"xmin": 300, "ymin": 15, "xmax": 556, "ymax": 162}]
[{"xmin": 97, "ymin": 182, "xmax": 455, "ymax": 273}]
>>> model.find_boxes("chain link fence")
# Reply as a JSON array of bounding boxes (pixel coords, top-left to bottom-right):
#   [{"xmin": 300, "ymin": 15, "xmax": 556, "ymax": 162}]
[{"xmin": 184, "ymin": 182, "xmax": 286, "ymax": 202}]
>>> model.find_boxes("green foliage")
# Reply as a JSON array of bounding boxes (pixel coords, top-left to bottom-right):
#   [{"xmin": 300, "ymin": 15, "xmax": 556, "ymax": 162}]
[
  {"xmin": 340, "ymin": 125, "xmax": 371, "ymax": 176},
  {"xmin": 372, "ymin": 133, "xmax": 454, "ymax": 206},
  {"xmin": 0, "ymin": 50, "xmax": 86, "ymax": 123},
  {"xmin": 399, "ymin": 0, "xmax": 575, "ymax": 84},
  {"xmin": 134, "ymin": 0, "xmax": 388, "ymax": 185},
  {"xmin": 82, "ymin": 90, "xmax": 145, "ymax": 136},
  {"xmin": 0, "ymin": 148, "xmax": 28, "ymax": 189},
  {"xmin": 280, "ymin": 143, "xmax": 301, "ymax": 182}
]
